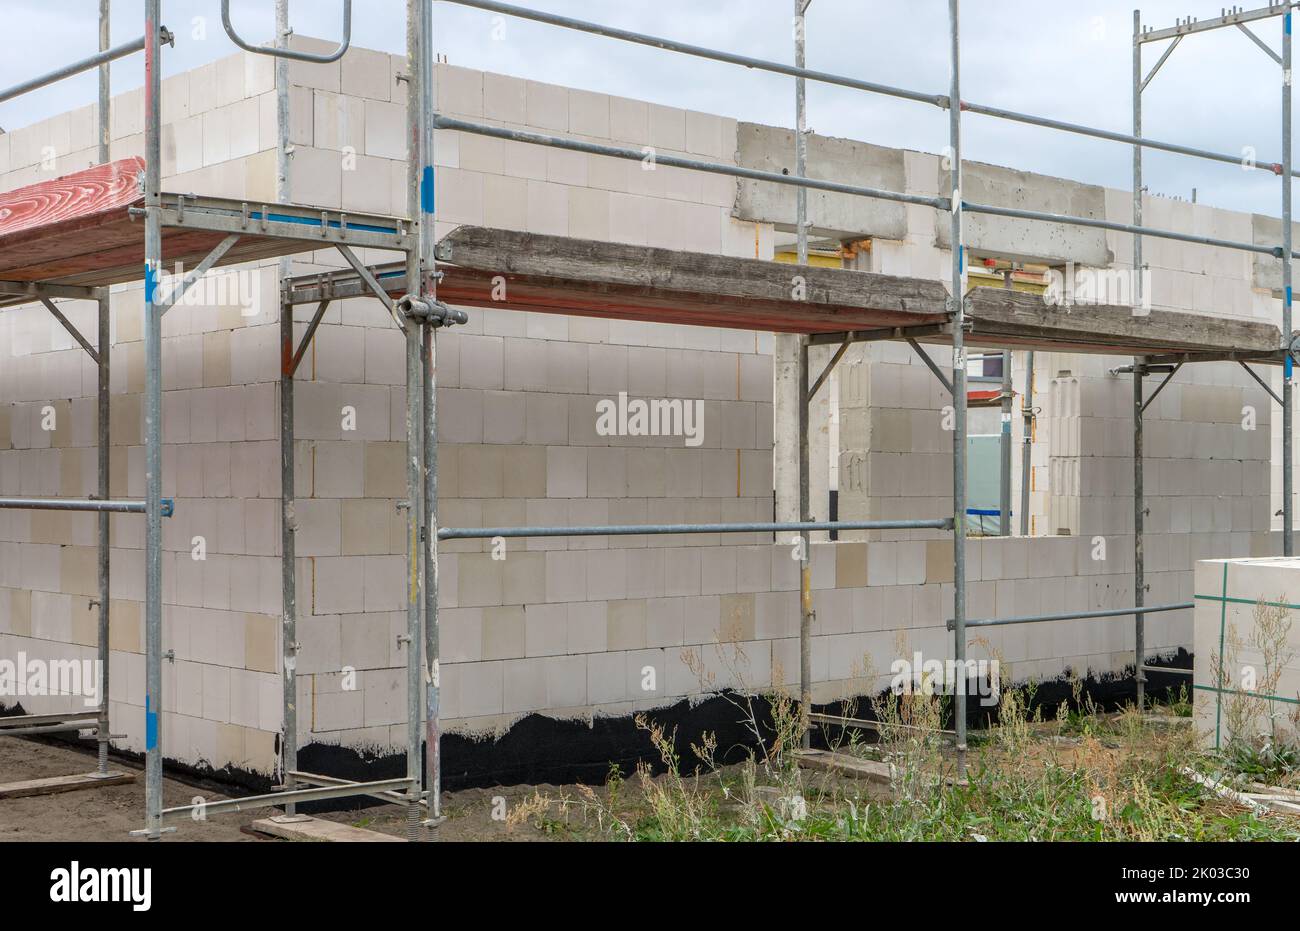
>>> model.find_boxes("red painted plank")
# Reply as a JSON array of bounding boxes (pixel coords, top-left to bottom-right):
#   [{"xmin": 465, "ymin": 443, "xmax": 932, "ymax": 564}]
[{"xmin": 0, "ymin": 157, "xmax": 144, "ymax": 243}]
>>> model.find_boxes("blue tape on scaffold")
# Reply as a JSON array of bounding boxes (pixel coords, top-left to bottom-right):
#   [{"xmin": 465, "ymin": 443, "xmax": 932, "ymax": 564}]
[
  {"xmin": 145, "ymin": 694, "xmax": 158, "ymax": 751},
  {"xmin": 421, "ymin": 165, "xmax": 435, "ymax": 214}
]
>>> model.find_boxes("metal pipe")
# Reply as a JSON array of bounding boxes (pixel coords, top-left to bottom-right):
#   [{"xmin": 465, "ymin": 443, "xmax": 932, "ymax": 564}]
[
  {"xmin": 0, "ymin": 723, "xmax": 98, "ymax": 738},
  {"xmin": 948, "ymin": 0, "xmax": 969, "ymax": 777},
  {"xmin": 274, "ymin": 0, "xmax": 297, "ymax": 822},
  {"xmin": 442, "ymin": 0, "xmax": 945, "ymax": 107},
  {"xmin": 999, "ymin": 347, "xmax": 1011, "ymax": 537},
  {"xmin": 1134, "ymin": 365, "xmax": 1146, "ymax": 712},
  {"xmin": 220, "ymin": 0, "xmax": 352, "ymax": 64},
  {"xmin": 160, "ymin": 776, "xmax": 413, "ymax": 823},
  {"xmin": 1241, "ymin": 360, "xmax": 1284, "ymax": 405},
  {"xmin": 96, "ymin": 0, "xmax": 112, "ymax": 779},
  {"xmin": 1141, "ymin": 3, "xmax": 1288, "ymax": 43},
  {"xmin": 0, "ymin": 711, "xmax": 99, "ymax": 728},
  {"xmin": 430, "ymin": 115, "xmax": 948, "ymax": 210},
  {"xmin": 98, "ymin": 0, "xmax": 111, "ymax": 164},
  {"xmin": 416, "ymin": 0, "xmax": 443, "ymax": 836},
  {"xmin": 794, "ymin": 0, "xmax": 813, "ymax": 752},
  {"xmin": 798, "ymin": 337, "xmax": 813, "ymax": 749},
  {"xmin": 1283, "ymin": 7, "xmax": 1294, "ymax": 557},
  {"xmin": 1133, "ymin": 22, "xmax": 1145, "ymax": 702},
  {"xmin": 952, "ymin": 602, "xmax": 1194, "ymax": 631},
  {"xmin": 142, "ymin": 0, "xmax": 164, "ymax": 842},
  {"xmin": 965, "ymin": 201, "xmax": 1280, "ymax": 257},
  {"xmin": 1019, "ymin": 350, "xmax": 1034, "ymax": 536},
  {"xmin": 0, "ymin": 35, "xmax": 145, "ymax": 105},
  {"xmin": 795, "ymin": 0, "xmax": 810, "ymax": 270},
  {"xmin": 439, "ymin": 518, "xmax": 954, "ymax": 540},
  {"xmin": 1141, "ymin": 35, "xmax": 1182, "ymax": 91},
  {"xmin": 96, "ymin": 294, "xmax": 111, "ymax": 774},
  {"xmin": 0, "ymin": 497, "xmax": 169, "ymax": 515},
  {"xmin": 441, "ymin": 0, "xmax": 1292, "ymax": 178},
  {"xmin": 402, "ymin": 326, "xmax": 423, "ymax": 842}
]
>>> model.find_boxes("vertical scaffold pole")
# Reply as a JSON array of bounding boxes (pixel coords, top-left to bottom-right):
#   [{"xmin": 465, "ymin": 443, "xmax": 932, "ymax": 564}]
[
  {"xmin": 794, "ymin": 0, "xmax": 813, "ymax": 750},
  {"xmin": 402, "ymin": 0, "xmax": 426, "ymax": 842},
  {"xmin": 1132, "ymin": 10, "xmax": 1146, "ymax": 712},
  {"xmin": 1284, "ymin": 6, "xmax": 1294, "ymax": 557},
  {"xmin": 416, "ymin": 0, "xmax": 443, "ymax": 835},
  {"xmin": 95, "ymin": 0, "xmax": 112, "ymax": 777},
  {"xmin": 274, "ymin": 0, "xmax": 299, "ymax": 820},
  {"xmin": 142, "ymin": 0, "xmax": 164, "ymax": 840},
  {"xmin": 1134, "ymin": 365, "xmax": 1146, "ymax": 711},
  {"xmin": 948, "ymin": 0, "xmax": 969, "ymax": 776}
]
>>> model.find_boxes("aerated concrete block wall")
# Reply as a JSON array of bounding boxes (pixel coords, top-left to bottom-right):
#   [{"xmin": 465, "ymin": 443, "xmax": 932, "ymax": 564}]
[{"xmin": 0, "ymin": 39, "xmax": 1289, "ymax": 780}]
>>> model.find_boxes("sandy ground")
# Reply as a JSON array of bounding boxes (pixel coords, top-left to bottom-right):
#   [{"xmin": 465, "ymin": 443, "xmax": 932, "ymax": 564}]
[{"xmin": 0, "ymin": 737, "xmax": 572, "ymax": 842}]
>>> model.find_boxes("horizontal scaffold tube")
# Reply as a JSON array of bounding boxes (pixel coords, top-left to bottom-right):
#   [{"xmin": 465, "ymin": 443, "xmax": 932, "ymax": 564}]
[
  {"xmin": 440, "ymin": 518, "xmax": 954, "ymax": 540},
  {"xmin": 0, "ymin": 36, "xmax": 147, "ymax": 105},
  {"xmin": 440, "ymin": 0, "xmax": 1291, "ymax": 177},
  {"xmin": 949, "ymin": 602, "xmax": 1194, "ymax": 631},
  {"xmin": 432, "ymin": 115, "xmax": 949, "ymax": 210},
  {"xmin": 0, "ymin": 497, "xmax": 174, "ymax": 517}
]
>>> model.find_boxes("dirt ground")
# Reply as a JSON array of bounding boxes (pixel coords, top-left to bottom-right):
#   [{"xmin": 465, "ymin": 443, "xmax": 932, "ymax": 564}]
[{"xmin": 0, "ymin": 737, "xmax": 583, "ymax": 842}]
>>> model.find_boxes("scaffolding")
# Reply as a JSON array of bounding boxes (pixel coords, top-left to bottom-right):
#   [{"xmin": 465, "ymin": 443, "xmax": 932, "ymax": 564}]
[{"xmin": 0, "ymin": 0, "xmax": 1295, "ymax": 839}]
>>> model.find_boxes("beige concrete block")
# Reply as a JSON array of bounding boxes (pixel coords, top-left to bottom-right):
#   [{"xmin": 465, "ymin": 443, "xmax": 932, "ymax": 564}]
[
  {"xmin": 364, "ymin": 441, "xmax": 406, "ymax": 498},
  {"xmin": 341, "ymin": 47, "xmax": 393, "ymax": 101},
  {"xmin": 314, "ymin": 89, "xmax": 366, "ymax": 151},
  {"xmin": 525, "ymin": 80, "xmax": 568, "ymax": 131},
  {"xmin": 719, "ymin": 593, "xmax": 756, "ymax": 642},
  {"xmin": 568, "ymin": 187, "xmax": 610, "ymax": 241},
  {"xmin": 291, "ymin": 146, "xmax": 342, "ymax": 209},
  {"xmin": 836, "ymin": 543, "xmax": 870, "ymax": 589},
  {"xmin": 484, "ymin": 72, "xmax": 526, "ymax": 122},
  {"xmin": 482, "ymin": 605, "xmax": 525, "ymax": 661},
  {"xmin": 245, "ymin": 613, "xmax": 277, "ymax": 673},
  {"xmin": 60, "ymin": 545, "xmax": 98, "ymax": 597},
  {"xmin": 203, "ymin": 331, "xmax": 232, "ymax": 387},
  {"xmin": 341, "ymin": 499, "xmax": 394, "ymax": 555},
  {"xmin": 7, "ymin": 589, "xmax": 32, "ymax": 638},
  {"xmin": 31, "ymin": 510, "xmax": 72, "ymax": 545},
  {"xmin": 926, "ymin": 539, "xmax": 955, "ymax": 584},
  {"xmin": 72, "ymin": 600, "xmax": 96, "ymax": 648},
  {"xmin": 109, "ymin": 599, "xmax": 141, "ymax": 653},
  {"xmin": 610, "ymin": 97, "xmax": 649, "ymax": 145},
  {"xmin": 483, "ymin": 173, "xmax": 528, "ymax": 231},
  {"xmin": 363, "ymin": 99, "xmax": 406, "ymax": 160},
  {"xmin": 503, "ymin": 551, "xmax": 545, "ymax": 605},
  {"xmin": 459, "ymin": 445, "xmax": 505, "ymax": 499},
  {"xmin": 503, "ymin": 657, "xmax": 548, "ymax": 713},
  {"xmin": 458, "ymin": 554, "xmax": 504, "ymax": 608},
  {"xmin": 607, "ymin": 599, "xmax": 646, "ymax": 651},
  {"xmin": 503, "ymin": 445, "xmax": 547, "ymax": 498}
]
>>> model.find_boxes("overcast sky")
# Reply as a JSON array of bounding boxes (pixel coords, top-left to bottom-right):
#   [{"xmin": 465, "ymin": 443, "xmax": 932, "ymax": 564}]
[{"xmin": 2, "ymin": 1, "xmax": 1295, "ymax": 216}]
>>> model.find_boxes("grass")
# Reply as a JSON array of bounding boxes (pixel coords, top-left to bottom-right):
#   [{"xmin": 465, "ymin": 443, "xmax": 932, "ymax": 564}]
[{"xmin": 500, "ymin": 672, "xmax": 1300, "ymax": 842}]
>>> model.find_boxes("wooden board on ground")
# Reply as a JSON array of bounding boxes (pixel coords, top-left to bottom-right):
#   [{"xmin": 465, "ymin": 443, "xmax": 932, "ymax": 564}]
[
  {"xmin": 794, "ymin": 749, "xmax": 893, "ymax": 785},
  {"xmin": 249, "ymin": 815, "xmax": 402, "ymax": 843},
  {"xmin": 0, "ymin": 771, "xmax": 134, "ymax": 800}
]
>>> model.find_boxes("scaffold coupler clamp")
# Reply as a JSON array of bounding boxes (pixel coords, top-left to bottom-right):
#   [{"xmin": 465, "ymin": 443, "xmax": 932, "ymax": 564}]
[{"xmin": 397, "ymin": 294, "xmax": 469, "ymax": 328}]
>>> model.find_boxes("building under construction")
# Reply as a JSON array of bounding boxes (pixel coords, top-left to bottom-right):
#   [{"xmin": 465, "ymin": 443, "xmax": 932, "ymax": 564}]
[{"xmin": 0, "ymin": 0, "xmax": 1298, "ymax": 842}]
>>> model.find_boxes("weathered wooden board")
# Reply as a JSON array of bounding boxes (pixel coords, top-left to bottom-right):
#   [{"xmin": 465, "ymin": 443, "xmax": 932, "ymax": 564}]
[
  {"xmin": 249, "ymin": 816, "xmax": 402, "ymax": 843},
  {"xmin": 965, "ymin": 287, "xmax": 1282, "ymax": 357},
  {"xmin": 0, "ymin": 771, "xmax": 134, "ymax": 800},
  {"xmin": 434, "ymin": 226, "xmax": 951, "ymax": 334},
  {"xmin": 793, "ymin": 749, "xmax": 893, "ymax": 785}
]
